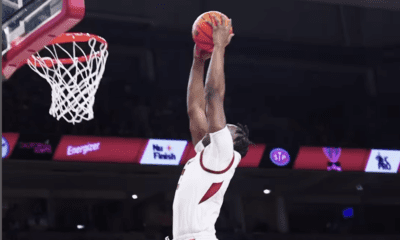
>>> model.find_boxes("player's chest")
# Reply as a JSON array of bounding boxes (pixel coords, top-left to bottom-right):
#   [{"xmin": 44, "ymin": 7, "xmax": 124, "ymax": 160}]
[{"xmin": 179, "ymin": 161, "xmax": 227, "ymax": 184}]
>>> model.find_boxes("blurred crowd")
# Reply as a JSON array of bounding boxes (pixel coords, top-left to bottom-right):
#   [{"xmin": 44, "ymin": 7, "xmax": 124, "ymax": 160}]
[
  {"xmin": 2, "ymin": 196, "xmax": 257, "ymax": 240},
  {"xmin": 2, "ymin": 70, "xmax": 191, "ymax": 141},
  {"xmin": 3, "ymin": 64, "xmax": 400, "ymax": 149},
  {"xmin": 4, "ymin": 197, "xmax": 400, "ymax": 240}
]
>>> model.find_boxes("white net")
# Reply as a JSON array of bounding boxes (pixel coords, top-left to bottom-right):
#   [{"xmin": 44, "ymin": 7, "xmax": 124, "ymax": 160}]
[{"xmin": 27, "ymin": 33, "xmax": 109, "ymax": 125}]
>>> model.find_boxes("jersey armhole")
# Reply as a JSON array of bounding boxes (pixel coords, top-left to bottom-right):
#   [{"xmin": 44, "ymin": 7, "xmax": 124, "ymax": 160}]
[{"xmin": 199, "ymin": 150, "xmax": 235, "ymax": 174}]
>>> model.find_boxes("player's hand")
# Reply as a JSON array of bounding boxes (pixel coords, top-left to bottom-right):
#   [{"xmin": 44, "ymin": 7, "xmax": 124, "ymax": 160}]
[
  {"xmin": 206, "ymin": 15, "xmax": 234, "ymax": 48},
  {"xmin": 194, "ymin": 44, "xmax": 211, "ymax": 63}
]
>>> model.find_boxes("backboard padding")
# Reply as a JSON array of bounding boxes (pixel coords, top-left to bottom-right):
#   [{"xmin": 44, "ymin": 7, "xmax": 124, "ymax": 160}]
[{"xmin": 2, "ymin": 0, "xmax": 85, "ymax": 80}]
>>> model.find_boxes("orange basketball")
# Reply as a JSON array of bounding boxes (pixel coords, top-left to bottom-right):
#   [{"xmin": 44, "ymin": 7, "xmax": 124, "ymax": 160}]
[{"xmin": 192, "ymin": 11, "xmax": 233, "ymax": 53}]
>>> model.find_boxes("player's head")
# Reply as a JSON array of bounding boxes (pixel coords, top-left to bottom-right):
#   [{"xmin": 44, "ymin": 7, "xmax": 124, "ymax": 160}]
[
  {"xmin": 227, "ymin": 123, "xmax": 253, "ymax": 158},
  {"xmin": 201, "ymin": 123, "xmax": 253, "ymax": 158}
]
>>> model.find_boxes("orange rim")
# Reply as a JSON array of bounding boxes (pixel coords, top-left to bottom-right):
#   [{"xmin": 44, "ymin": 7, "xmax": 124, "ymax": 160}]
[{"xmin": 28, "ymin": 32, "xmax": 108, "ymax": 68}]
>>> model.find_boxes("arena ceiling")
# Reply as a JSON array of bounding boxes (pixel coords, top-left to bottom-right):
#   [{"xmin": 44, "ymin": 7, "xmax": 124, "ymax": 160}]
[{"xmin": 84, "ymin": 0, "xmax": 400, "ymax": 48}]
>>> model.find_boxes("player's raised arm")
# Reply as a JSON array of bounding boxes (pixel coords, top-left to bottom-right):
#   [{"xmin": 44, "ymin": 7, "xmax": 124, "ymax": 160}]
[
  {"xmin": 204, "ymin": 16, "xmax": 234, "ymax": 134},
  {"xmin": 187, "ymin": 45, "xmax": 212, "ymax": 146}
]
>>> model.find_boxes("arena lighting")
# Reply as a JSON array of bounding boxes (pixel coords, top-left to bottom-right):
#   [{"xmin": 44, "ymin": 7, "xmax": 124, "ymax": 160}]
[
  {"xmin": 343, "ymin": 207, "xmax": 354, "ymax": 219},
  {"xmin": 263, "ymin": 189, "xmax": 271, "ymax": 194},
  {"xmin": 132, "ymin": 194, "xmax": 138, "ymax": 199},
  {"xmin": 356, "ymin": 185, "xmax": 363, "ymax": 191},
  {"xmin": 77, "ymin": 225, "xmax": 85, "ymax": 229}
]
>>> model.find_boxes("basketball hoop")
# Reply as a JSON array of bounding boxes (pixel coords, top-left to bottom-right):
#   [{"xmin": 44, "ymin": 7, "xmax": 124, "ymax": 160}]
[{"xmin": 27, "ymin": 32, "xmax": 109, "ymax": 125}]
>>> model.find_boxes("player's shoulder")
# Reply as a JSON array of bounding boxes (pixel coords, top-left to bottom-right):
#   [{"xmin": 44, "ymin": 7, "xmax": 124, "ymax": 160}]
[{"xmin": 209, "ymin": 126, "xmax": 233, "ymax": 145}]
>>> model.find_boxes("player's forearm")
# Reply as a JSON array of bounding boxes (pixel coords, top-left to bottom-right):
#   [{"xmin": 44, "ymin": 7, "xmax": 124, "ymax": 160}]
[
  {"xmin": 187, "ymin": 58, "xmax": 206, "ymax": 113},
  {"xmin": 205, "ymin": 46, "xmax": 226, "ymax": 96}
]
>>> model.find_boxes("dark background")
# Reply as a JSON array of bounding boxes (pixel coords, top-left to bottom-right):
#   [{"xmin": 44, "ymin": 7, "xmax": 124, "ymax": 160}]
[{"xmin": 3, "ymin": 0, "xmax": 400, "ymax": 239}]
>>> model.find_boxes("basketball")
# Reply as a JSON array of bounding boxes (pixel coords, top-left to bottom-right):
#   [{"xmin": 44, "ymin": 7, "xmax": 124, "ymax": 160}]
[{"xmin": 192, "ymin": 11, "xmax": 233, "ymax": 53}]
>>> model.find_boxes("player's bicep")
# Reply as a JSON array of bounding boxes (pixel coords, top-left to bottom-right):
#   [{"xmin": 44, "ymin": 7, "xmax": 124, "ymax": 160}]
[
  {"xmin": 205, "ymin": 85, "xmax": 226, "ymax": 134},
  {"xmin": 188, "ymin": 108, "xmax": 208, "ymax": 146}
]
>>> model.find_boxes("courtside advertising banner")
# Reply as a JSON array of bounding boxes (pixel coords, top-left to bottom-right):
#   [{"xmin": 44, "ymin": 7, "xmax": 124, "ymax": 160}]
[
  {"xmin": 258, "ymin": 145, "xmax": 298, "ymax": 169},
  {"xmin": 10, "ymin": 131, "xmax": 399, "ymax": 173},
  {"xmin": 2, "ymin": 133, "xmax": 19, "ymax": 159},
  {"xmin": 365, "ymin": 149, "xmax": 400, "ymax": 174},
  {"xmin": 238, "ymin": 143, "xmax": 267, "ymax": 167},
  {"xmin": 10, "ymin": 134, "xmax": 60, "ymax": 160},
  {"xmin": 140, "ymin": 139, "xmax": 188, "ymax": 166},
  {"xmin": 53, "ymin": 136, "xmax": 147, "ymax": 163},
  {"xmin": 294, "ymin": 146, "xmax": 371, "ymax": 172}
]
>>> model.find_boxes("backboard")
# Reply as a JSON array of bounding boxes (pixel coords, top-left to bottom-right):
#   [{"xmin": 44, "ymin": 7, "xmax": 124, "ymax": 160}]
[{"xmin": 2, "ymin": 0, "xmax": 85, "ymax": 80}]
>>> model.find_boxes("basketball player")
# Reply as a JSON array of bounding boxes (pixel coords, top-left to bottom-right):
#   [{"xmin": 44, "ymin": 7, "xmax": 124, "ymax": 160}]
[{"xmin": 168, "ymin": 16, "xmax": 253, "ymax": 240}]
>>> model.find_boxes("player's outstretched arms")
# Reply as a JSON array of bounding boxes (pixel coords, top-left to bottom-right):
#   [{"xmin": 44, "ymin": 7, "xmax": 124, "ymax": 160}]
[
  {"xmin": 187, "ymin": 45, "xmax": 211, "ymax": 146},
  {"xmin": 204, "ymin": 15, "xmax": 234, "ymax": 134}
]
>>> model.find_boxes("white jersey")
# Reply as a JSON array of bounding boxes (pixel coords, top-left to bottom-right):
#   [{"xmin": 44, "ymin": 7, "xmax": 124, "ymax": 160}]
[{"xmin": 172, "ymin": 126, "xmax": 242, "ymax": 240}]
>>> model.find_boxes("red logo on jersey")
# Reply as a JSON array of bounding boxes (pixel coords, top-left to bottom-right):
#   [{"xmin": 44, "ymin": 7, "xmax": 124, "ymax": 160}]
[{"xmin": 199, "ymin": 181, "xmax": 223, "ymax": 204}]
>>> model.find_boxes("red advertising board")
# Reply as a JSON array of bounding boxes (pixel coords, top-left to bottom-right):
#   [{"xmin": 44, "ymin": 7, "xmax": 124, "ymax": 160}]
[
  {"xmin": 179, "ymin": 142, "xmax": 195, "ymax": 165},
  {"xmin": 53, "ymin": 136, "xmax": 148, "ymax": 163},
  {"xmin": 294, "ymin": 146, "xmax": 371, "ymax": 172},
  {"xmin": 238, "ymin": 144, "xmax": 266, "ymax": 167},
  {"xmin": 2, "ymin": 133, "xmax": 19, "ymax": 159},
  {"xmin": 4, "ymin": 132, "xmax": 265, "ymax": 168}
]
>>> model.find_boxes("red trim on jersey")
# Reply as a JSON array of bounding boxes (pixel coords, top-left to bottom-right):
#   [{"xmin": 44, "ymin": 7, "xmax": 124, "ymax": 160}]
[
  {"xmin": 199, "ymin": 150, "xmax": 235, "ymax": 174},
  {"xmin": 199, "ymin": 181, "xmax": 224, "ymax": 204}
]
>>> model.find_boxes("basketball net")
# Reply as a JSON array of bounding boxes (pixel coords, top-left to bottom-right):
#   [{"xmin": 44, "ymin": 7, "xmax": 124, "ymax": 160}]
[{"xmin": 27, "ymin": 33, "xmax": 109, "ymax": 125}]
